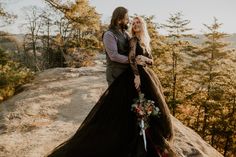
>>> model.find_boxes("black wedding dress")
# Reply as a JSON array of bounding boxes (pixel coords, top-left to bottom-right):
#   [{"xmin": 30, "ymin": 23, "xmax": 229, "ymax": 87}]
[{"xmin": 47, "ymin": 37, "xmax": 174, "ymax": 157}]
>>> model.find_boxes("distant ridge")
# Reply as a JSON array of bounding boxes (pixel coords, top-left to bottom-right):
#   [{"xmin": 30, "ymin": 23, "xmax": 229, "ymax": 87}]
[{"xmin": 1, "ymin": 33, "xmax": 236, "ymax": 52}]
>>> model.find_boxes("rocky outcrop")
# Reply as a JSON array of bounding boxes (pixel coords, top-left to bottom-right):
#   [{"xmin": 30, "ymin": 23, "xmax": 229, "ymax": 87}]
[{"xmin": 0, "ymin": 54, "xmax": 223, "ymax": 157}]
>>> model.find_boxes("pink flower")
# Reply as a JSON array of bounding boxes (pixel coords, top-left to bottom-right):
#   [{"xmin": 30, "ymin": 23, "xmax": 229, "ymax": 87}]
[{"xmin": 131, "ymin": 93, "xmax": 160, "ymax": 129}]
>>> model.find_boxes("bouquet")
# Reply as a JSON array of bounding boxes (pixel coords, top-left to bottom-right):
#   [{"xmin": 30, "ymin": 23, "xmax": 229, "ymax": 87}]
[{"xmin": 131, "ymin": 92, "xmax": 160, "ymax": 151}]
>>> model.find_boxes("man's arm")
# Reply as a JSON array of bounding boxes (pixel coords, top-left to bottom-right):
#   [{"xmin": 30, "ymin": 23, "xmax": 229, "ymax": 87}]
[{"xmin": 103, "ymin": 31, "xmax": 129, "ymax": 64}]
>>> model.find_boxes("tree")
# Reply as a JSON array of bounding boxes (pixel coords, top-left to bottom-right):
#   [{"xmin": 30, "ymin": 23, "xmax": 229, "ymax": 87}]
[
  {"xmin": 0, "ymin": 47, "xmax": 34, "ymax": 102},
  {"xmin": 161, "ymin": 12, "xmax": 197, "ymax": 116},
  {"xmin": 0, "ymin": 1, "xmax": 18, "ymax": 51},
  {"xmin": 44, "ymin": 0, "xmax": 102, "ymax": 67},
  {"xmin": 39, "ymin": 8, "xmax": 56, "ymax": 69},
  {"xmin": 185, "ymin": 17, "xmax": 236, "ymax": 156},
  {"xmin": 22, "ymin": 6, "xmax": 43, "ymax": 71},
  {"xmin": 0, "ymin": 1, "xmax": 16, "ymax": 26},
  {"xmin": 0, "ymin": 1, "xmax": 33, "ymax": 102},
  {"xmin": 44, "ymin": 0, "xmax": 101, "ymax": 49}
]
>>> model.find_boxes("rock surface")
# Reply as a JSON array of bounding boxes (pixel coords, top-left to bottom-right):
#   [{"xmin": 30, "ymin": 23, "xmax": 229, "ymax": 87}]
[{"xmin": 0, "ymin": 54, "xmax": 223, "ymax": 157}]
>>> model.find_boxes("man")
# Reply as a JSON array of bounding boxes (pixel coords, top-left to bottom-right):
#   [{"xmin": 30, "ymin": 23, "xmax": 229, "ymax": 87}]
[{"xmin": 103, "ymin": 6, "xmax": 130, "ymax": 86}]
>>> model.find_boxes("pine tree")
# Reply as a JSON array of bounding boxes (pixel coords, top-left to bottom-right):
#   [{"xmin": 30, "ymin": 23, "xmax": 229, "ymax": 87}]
[
  {"xmin": 186, "ymin": 17, "xmax": 236, "ymax": 155},
  {"xmin": 161, "ymin": 12, "xmax": 197, "ymax": 116}
]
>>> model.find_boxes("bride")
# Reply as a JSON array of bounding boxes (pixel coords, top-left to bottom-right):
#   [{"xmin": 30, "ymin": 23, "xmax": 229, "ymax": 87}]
[{"xmin": 47, "ymin": 16, "xmax": 175, "ymax": 157}]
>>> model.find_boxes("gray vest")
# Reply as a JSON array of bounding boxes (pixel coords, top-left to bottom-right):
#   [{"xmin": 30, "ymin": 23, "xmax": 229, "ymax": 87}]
[{"xmin": 105, "ymin": 29, "xmax": 130, "ymax": 85}]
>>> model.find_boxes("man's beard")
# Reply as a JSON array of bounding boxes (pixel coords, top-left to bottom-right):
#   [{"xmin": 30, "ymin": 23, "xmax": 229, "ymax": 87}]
[{"xmin": 119, "ymin": 23, "xmax": 128, "ymax": 30}]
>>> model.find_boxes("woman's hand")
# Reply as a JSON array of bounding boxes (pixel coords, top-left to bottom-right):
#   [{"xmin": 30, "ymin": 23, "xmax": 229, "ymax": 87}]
[
  {"xmin": 135, "ymin": 55, "xmax": 146, "ymax": 66},
  {"xmin": 135, "ymin": 55, "xmax": 153, "ymax": 65},
  {"xmin": 134, "ymin": 74, "xmax": 141, "ymax": 90}
]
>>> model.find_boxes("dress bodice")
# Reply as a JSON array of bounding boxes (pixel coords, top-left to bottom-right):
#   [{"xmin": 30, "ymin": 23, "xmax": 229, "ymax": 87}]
[
  {"xmin": 128, "ymin": 37, "xmax": 153, "ymax": 75},
  {"xmin": 135, "ymin": 41, "xmax": 144, "ymax": 56}
]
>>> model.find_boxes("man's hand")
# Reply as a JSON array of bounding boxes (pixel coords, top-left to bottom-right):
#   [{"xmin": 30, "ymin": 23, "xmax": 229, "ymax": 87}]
[{"xmin": 134, "ymin": 74, "xmax": 141, "ymax": 90}]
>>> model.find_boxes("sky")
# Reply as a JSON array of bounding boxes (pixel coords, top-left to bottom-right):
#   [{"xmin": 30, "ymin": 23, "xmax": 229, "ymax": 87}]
[{"xmin": 2, "ymin": 0, "xmax": 236, "ymax": 34}]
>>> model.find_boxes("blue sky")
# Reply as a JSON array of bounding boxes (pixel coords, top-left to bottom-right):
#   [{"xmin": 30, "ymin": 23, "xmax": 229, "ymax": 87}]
[{"xmin": 2, "ymin": 0, "xmax": 236, "ymax": 34}]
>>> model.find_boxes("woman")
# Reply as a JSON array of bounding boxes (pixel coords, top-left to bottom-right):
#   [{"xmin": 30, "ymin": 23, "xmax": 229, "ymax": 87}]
[{"xmin": 47, "ymin": 16, "xmax": 175, "ymax": 157}]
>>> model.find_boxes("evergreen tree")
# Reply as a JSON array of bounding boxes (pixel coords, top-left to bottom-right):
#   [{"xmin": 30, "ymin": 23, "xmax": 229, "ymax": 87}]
[
  {"xmin": 185, "ymin": 17, "xmax": 235, "ymax": 156},
  {"xmin": 161, "ymin": 12, "xmax": 197, "ymax": 115}
]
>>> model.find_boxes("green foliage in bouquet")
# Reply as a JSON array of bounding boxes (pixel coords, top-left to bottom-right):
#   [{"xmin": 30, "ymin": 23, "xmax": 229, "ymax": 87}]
[{"xmin": 131, "ymin": 93, "xmax": 160, "ymax": 129}]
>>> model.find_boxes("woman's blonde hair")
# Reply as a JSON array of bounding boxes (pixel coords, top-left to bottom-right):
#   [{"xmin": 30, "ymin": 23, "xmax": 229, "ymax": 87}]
[{"xmin": 131, "ymin": 16, "xmax": 151, "ymax": 54}]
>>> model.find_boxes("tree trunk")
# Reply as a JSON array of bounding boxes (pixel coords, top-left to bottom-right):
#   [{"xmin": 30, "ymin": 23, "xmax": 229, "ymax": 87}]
[
  {"xmin": 223, "ymin": 135, "xmax": 230, "ymax": 157},
  {"xmin": 202, "ymin": 104, "xmax": 208, "ymax": 138}
]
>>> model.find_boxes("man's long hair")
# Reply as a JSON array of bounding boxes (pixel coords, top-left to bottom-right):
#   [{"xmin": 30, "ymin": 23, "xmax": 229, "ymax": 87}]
[{"xmin": 109, "ymin": 6, "xmax": 128, "ymax": 30}]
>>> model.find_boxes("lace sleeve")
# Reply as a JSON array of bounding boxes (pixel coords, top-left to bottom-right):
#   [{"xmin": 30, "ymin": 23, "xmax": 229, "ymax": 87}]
[
  {"xmin": 128, "ymin": 37, "xmax": 139, "ymax": 76},
  {"xmin": 145, "ymin": 51, "xmax": 153, "ymax": 65},
  {"xmin": 146, "ymin": 51, "xmax": 153, "ymax": 59}
]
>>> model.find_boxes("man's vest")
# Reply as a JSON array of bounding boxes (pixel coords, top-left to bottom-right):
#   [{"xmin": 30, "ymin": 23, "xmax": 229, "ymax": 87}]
[{"xmin": 104, "ymin": 28, "xmax": 130, "ymax": 85}]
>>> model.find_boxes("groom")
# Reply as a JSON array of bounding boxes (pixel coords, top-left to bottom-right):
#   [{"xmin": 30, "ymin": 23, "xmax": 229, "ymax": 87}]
[{"xmin": 103, "ymin": 6, "xmax": 130, "ymax": 86}]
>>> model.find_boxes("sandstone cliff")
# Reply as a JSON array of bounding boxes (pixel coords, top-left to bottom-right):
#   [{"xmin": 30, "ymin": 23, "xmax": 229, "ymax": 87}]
[{"xmin": 0, "ymin": 54, "xmax": 223, "ymax": 157}]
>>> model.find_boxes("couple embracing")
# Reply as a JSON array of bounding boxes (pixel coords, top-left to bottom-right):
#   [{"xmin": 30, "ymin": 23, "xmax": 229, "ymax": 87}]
[{"xmin": 47, "ymin": 6, "xmax": 176, "ymax": 157}]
